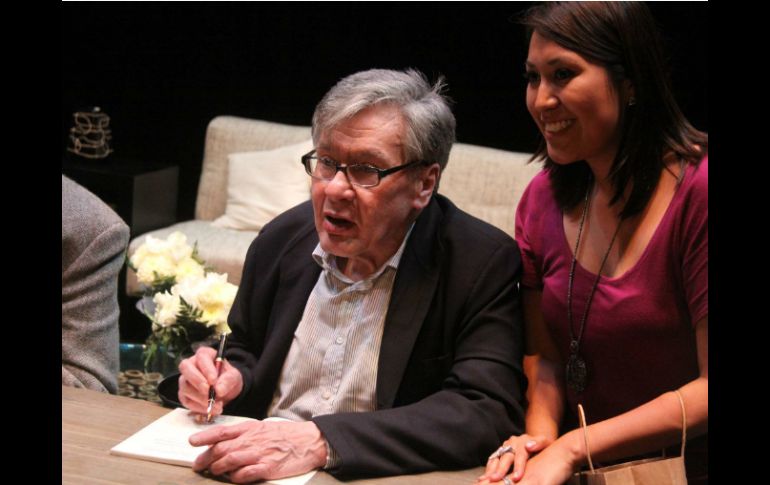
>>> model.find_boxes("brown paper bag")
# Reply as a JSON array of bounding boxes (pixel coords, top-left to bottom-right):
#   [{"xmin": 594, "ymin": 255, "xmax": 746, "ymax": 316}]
[{"xmin": 566, "ymin": 390, "xmax": 688, "ymax": 485}]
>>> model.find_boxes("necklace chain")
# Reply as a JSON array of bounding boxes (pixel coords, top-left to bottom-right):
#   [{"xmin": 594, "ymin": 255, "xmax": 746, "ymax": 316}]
[{"xmin": 565, "ymin": 182, "xmax": 623, "ymax": 393}]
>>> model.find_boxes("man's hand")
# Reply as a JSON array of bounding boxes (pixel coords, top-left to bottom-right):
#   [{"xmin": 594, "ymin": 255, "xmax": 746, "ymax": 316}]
[
  {"xmin": 189, "ymin": 420, "xmax": 328, "ymax": 483},
  {"xmin": 178, "ymin": 346, "xmax": 243, "ymax": 417}
]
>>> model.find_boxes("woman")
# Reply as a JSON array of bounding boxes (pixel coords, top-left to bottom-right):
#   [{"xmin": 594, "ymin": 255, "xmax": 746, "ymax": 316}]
[{"xmin": 478, "ymin": 3, "xmax": 707, "ymax": 485}]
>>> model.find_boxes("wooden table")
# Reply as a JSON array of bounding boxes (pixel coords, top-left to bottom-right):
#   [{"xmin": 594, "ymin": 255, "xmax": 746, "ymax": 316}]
[{"xmin": 63, "ymin": 386, "xmax": 485, "ymax": 484}]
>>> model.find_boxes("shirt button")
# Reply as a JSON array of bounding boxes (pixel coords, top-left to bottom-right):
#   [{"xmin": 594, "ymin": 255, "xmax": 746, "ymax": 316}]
[
  {"xmin": 335, "ymin": 336, "xmax": 344, "ymax": 345},
  {"xmin": 322, "ymin": 391, "xmax": 331, "ymax": 400}
]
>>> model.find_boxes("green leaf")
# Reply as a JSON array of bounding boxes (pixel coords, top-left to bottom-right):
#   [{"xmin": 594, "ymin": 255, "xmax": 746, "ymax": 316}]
[{"xmin": 149, "ymin": 272, "xmax": 177, "ymax": 294}]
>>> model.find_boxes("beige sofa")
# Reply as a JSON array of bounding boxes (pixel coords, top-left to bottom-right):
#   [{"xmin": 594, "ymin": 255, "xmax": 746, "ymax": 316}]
[{"xmin": 126, "ymin": 116, "xmax": 542, "ymax": 294}]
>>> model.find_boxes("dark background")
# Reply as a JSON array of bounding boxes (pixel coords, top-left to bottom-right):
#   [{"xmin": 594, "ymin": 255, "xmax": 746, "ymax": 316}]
[{"xmin": 62, "ymin": 2, "xmax": 708, "ymax": 222}]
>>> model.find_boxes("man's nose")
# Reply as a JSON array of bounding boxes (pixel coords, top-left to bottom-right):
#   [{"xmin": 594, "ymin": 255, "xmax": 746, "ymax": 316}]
[{"xmin": 324, "ymin": 169, "xmax": 354, "ymax": 199}]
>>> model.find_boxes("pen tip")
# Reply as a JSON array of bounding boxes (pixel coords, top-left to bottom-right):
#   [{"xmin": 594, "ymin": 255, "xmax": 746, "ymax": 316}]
[{"xmin": 206, "ymin": 400, "xmax": 214, "ymax": 423}]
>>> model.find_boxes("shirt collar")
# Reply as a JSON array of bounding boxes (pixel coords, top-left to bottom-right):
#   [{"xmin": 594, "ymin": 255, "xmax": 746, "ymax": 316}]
[{"xmin": 312, "ymin": 223, "xmax": 414, "ymax": 286}]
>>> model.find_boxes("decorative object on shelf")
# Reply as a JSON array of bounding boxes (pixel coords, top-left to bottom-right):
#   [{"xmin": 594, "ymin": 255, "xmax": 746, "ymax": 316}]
[
  {"xmin": 67, "ymin": 106, "xmax": 114, "ymax": 159},
  {"xmin": 127, "ymin": 231, "xmax": 238, "ymax": 372}
]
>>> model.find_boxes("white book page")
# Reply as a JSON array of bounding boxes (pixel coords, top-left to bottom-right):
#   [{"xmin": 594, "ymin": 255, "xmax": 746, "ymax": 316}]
[{"xmin": 110, "ymin": 408, "xmax": 316, "ymax": 485}]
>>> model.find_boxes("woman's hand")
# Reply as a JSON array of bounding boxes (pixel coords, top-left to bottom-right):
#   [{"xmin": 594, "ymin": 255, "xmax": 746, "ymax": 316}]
[
  {"xmin": 512, "ymin": 435, "xmax": 581, "ymax": 485},
  {"xmin": 475, "ymin": 434, "xmax": 552, "ymax": 484},
  {"xmin": 477, "ymin": 433, "xmax": 580, "ymax": 485}
]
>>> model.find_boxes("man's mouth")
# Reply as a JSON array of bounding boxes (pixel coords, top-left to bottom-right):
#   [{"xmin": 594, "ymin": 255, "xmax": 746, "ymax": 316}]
[{"xmin": 324, "ymin": 214, "xmax": 355, "ymax": 230}]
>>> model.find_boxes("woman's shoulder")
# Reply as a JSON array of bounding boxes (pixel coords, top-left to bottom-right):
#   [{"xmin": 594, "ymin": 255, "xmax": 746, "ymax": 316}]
[
  {"xmin": 516, "ymin": 169, "xmax": 557, "ymax": 236},
  {"xmin": 693, "ymin": 155, "xmax": 708, "ymax": 181},
  {"xmin": 520, "ymin": 169, "xmax": 553, "ymax": 206},
  {"xmin": 530, "ymin": 168, "xmax": 552, "ymax": 188},
  {"xmin": 681, "ymin": 155, "xmax": 708, "ymax": 198}
]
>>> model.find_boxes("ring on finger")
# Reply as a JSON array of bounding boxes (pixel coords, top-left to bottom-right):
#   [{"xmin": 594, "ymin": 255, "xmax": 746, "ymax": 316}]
[
  {"xmin": 503, "ymin": 477, "xmax": 513, "ymax": 485},
  {"xmin": 488, "ymin": 444, "xmax": 515, "ymax": 461}
]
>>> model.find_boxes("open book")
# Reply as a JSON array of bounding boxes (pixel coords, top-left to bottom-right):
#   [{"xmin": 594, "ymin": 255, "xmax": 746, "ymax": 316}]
[{"xmin": 110, "ymin": 408, "xmax": 316, "ymax": 485}]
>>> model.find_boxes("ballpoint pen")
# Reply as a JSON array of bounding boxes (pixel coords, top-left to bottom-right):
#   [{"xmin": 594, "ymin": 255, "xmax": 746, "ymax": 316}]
[{"xmin": 206, "ymin": 332, "xmax": 229, "ymax": 423}]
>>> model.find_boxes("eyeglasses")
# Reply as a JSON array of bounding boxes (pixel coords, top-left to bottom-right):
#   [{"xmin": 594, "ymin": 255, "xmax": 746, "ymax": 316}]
[{"xmin": 301, "ymin": 149, "xmax": 426, "ymax": 188}]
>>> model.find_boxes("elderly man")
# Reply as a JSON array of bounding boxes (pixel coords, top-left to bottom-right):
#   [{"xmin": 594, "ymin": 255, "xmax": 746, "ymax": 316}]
[{"xmin": 178, "ymin": 68, "xmax": 526, "ymax": 482}]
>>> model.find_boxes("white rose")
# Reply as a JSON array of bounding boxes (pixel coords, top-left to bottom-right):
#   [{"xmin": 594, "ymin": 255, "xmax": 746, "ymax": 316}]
[
  {"xmin": 153, "ymin": 291, "xmax": 181, "ymax": 327},
  {"xmin": 128, "ymin": 234, "xmax": 161, "ymax": 269},
  {"xmin": 175, "ymin": 257, "xmax": 205, "ymax": 284},
  {"xmin": 203, "ymin": 274, "xmax": 238, "ymax": 332},
  {"xmin": 166, "ymin": 231, "xmax": 194, "ymax": 262},
  {"xmin": 173, "ymin": 275, "xmax": 204, "ymax": 311},
  {"xmin": 130, "ymin": 232, "xmax": 200, "ymax": 287},
  {"xmin": 135, "ymin": 254, "xmax": 176, "ymax": 285},
  {"xmin": 179, "ymin": 273, "xmax": 237, "ymax": 331}
]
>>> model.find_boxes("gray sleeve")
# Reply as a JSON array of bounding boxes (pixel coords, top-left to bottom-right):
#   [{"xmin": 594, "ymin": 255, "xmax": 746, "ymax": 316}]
[{"xmin": 62, "ymin": 175, "xmax": 130, "ymax": 393}]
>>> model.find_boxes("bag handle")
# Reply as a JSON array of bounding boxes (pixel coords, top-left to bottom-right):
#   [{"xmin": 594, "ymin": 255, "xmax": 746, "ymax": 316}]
[
  {"xmin": 674, "ymin": 389, "xmax": 687, "ymax": 458},
  {"xmin": 577, "ymin": 402, "xmax": 596, "ymax": 472},
  {"xmin": 577, "ymin": 389, "xmax": 688, "ymax": 473}
]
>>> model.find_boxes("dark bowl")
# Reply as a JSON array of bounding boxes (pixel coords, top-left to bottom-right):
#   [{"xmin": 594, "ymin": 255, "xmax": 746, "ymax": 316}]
[{"xmin": 156, "ymin": 374, "xmax": 183, "ymax": 408}]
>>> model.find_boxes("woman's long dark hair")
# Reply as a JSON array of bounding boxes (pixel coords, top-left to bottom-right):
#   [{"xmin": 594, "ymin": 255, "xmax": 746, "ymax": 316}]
[{"xmin": 521, "ymin": 2, "xmax": 708, "ymax": 218}]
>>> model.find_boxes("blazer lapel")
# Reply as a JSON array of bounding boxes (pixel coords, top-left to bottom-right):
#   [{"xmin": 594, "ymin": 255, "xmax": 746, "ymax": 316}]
[{"xmin": 376, "ymin": 197, "xmax": 444, "ymax": 409}]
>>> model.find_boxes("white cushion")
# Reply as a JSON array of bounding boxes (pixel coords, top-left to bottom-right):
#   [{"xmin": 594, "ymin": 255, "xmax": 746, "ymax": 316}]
[
  {"xmin": 211, "ymin": 139, "xmax": 313, "ymax": 231},
  {"xmin": 440, "ymin": 143, "xmax": 542, "ymax": 237}
]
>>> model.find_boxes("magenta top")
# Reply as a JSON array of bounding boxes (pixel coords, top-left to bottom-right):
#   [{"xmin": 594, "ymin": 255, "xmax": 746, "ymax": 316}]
[{"xmin": 515, "ymin": 158, "xmax": 708, "ymax": 429}]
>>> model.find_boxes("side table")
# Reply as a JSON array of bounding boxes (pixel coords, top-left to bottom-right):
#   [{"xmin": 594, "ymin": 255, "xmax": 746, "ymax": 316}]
[{"xmin": 62, "ymin": 155, "xmax": 179, "ymax": 236}]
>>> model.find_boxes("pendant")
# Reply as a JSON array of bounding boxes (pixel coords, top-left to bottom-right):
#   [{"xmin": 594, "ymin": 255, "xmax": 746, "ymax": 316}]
[{"xmin": 566, "ymin": 340, "xmax": 588, "ymax": 393}]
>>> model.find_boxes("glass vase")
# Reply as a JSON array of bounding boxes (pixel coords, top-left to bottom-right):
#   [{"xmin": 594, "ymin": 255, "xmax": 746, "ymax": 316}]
[{"xmin": 144, "ymin": 344, "xmax": 181, "ymax": 377}]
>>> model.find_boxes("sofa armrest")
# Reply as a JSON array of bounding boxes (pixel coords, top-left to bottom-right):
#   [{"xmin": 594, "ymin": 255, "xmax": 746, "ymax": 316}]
[{"xmin": 195, "ymin": 116, "xmax": 311, "ymax": 220}]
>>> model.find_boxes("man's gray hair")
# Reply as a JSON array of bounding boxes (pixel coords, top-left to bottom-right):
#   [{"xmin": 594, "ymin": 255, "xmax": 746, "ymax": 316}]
[{"xmin": 311, "ymin": 68, "xmax": 456, "ymax": 170}]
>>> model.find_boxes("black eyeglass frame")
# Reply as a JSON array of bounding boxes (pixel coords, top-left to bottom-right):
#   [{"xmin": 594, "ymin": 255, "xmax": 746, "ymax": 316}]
[{"xmin": 300, "ymin": 149, "xmax": 428, "ymax": 188}]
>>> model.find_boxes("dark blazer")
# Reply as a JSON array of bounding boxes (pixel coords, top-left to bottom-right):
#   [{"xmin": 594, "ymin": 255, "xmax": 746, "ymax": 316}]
[{"xmin": 224, "ymin": 194, "xmax": 526, "ymax": 479}]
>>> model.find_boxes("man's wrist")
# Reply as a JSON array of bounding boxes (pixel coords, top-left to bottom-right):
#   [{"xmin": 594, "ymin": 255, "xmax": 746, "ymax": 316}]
[
  {"xmin": 298, "ymin": 421, "xmax": 331, "ymax": 470},
  {"xmin": 323, "ymin": 437, "xmax": 341, "ymax": 470}
]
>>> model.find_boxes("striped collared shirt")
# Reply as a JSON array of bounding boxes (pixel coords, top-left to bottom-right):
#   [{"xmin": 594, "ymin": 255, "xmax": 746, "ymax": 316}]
[{"xmin": 267, "ymin": 230, "xmax": 411, "ymax": 423}]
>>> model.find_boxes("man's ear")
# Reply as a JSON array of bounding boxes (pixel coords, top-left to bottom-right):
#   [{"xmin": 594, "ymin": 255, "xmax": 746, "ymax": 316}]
[{"xmin": 413, "ymin": 163, "xmax": 440, "ymax": 210}]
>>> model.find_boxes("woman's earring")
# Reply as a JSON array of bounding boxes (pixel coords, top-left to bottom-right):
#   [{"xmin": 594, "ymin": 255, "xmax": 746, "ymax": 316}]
[{"xmin": 628, "ymin": 97, "xmax": 637, "ymax": 106}]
